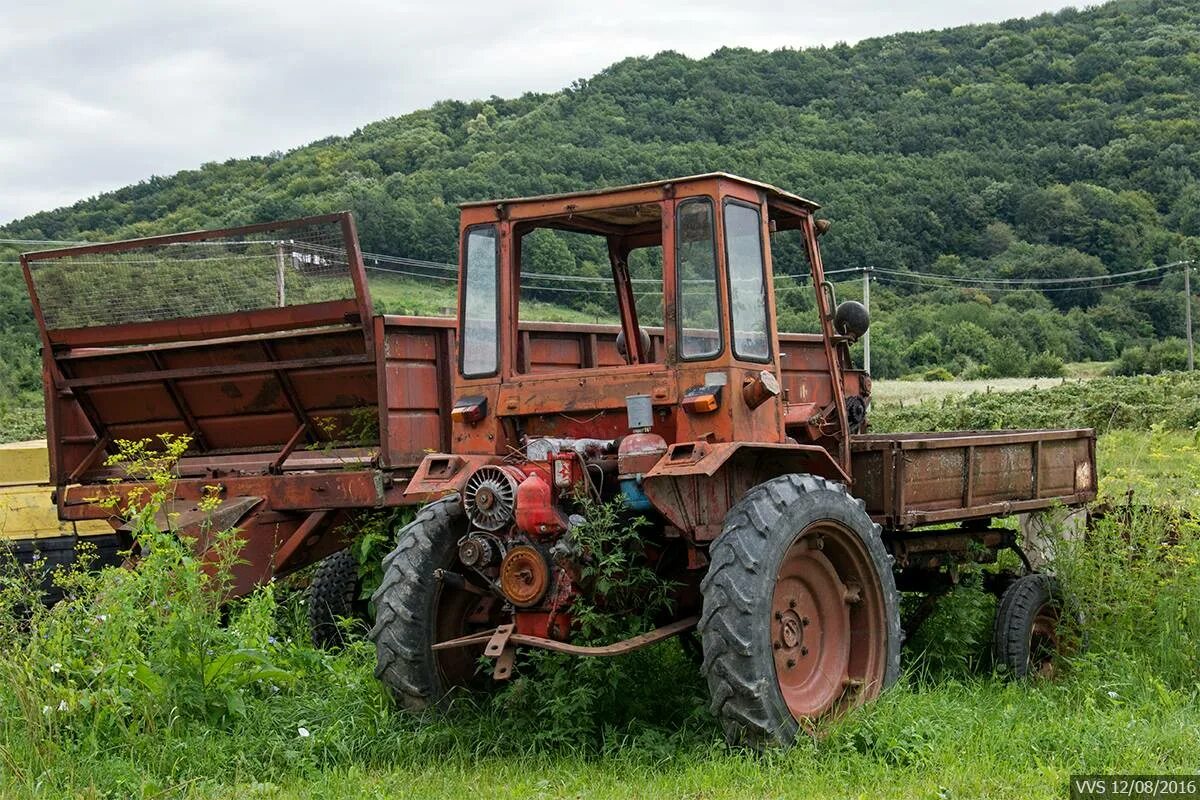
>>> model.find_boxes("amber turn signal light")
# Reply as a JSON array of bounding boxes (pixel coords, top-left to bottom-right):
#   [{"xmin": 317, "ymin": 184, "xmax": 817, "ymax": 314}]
[
  {"xmin": 451, "ymin": 395, "xmax": 488, "ymax": 423},
  {"xmin": 681, "ymin": 385, "xmax": 722, "ymax": 414}
]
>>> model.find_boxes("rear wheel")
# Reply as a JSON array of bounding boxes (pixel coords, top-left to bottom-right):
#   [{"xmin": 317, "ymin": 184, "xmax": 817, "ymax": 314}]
[
  {"xmin": 308, "ymin": 548, "xmax": 366, "ymax": 649},
  {"xmin": 370, "ymin": 497, "xmax": 496, "ymax": 709},
  {"xmin": 700, "ymin": 474, "xmax": 901, "ymax": 748},
  {"xmin": 992, "ymin": 573, "xmax": 1067, "ymax": 678}
]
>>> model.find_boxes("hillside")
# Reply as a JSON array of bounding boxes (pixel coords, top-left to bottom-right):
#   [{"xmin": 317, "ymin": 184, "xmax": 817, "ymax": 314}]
[{"xmin": 3, "ymin": 0, "xmax": 1200, "ymax": 423}]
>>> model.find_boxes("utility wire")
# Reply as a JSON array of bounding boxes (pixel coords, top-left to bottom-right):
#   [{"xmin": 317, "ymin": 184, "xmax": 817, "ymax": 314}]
[{"xmin": 6, "ymin": 234, "xmax": 1193, "ymax": 291}]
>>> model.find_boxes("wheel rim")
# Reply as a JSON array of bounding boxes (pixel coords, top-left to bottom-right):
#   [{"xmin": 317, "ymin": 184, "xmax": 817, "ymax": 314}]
[
  {"xmin": 1029, "ymin": 601, "xmax": 1061, "ymax": 678},
  {"xmin": 771, "ymin": 520, "xmax": 886, "ymax": 722},
  {"xmin": 433, "ymin": 582, "xmax": 497, "ymax": 691}
]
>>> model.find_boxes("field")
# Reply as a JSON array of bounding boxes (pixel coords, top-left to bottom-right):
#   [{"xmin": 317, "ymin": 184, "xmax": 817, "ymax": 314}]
[
  {"xmin": 3, "ymin": 378, "xmax": 1200, "ymax": 799},
  {"xmin": 869, "ymin": 362, "xmax": 1113, "ymax": 406}
]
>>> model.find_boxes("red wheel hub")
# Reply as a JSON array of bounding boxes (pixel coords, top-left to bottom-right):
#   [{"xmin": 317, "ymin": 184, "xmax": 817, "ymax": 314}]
[
  {"xmin": 771, "ymin": 522, "xmax": 886, "ymax": 724},
  {"xmin": 1029, "ymin": 602, "xmax": 1062, "ymax": 678}
]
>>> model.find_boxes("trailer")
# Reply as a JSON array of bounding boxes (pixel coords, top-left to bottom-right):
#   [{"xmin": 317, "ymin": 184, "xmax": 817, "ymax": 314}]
[{"xmin": 22, "ymin": 175, "xmax": 1095, "ymax": 747}]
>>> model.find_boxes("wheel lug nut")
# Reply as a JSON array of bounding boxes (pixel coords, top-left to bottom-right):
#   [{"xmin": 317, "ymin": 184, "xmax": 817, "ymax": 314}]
[
  {"xmin": 775, "ymin": 611, "xmax": 783, "ymax": 621},
  {"xmin": 786, "ymin": 659, "xmax": 796, "ymax": 668},
  {"xmin": 788, "ymin": 599, "xmax": 796, "ymax": 609},
  {"xmin": 801, "ymin": 646, "xmax": 809, "ymax": 656},
  {"xmin": 773, "ymin": 641, "xmax": 782, "ymax": 650},
  {"xmin": 801, "ymin": 616, "xmax": 810, "ymax": 626}
]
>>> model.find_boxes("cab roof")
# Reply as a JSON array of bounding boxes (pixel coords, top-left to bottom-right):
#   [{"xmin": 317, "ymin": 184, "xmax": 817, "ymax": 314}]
[{"xmin": 458, "ymin": 172, "xmax": 820, "ymax": 212}]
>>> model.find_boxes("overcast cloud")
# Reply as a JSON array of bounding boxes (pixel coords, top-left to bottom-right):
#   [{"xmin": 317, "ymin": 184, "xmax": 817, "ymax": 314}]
[{"xmin": 1, "ymin": 0, "xmax": 1072, "ymax": 225}]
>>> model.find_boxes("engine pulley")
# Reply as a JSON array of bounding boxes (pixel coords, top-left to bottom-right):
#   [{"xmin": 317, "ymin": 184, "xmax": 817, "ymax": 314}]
[
  {"xmin": 458, "ymin": 535, "xmax": 497, "ymax": 569},
  {"xmin": 498, "ymin": 545, "xmax": 551, "ymax": 608}
]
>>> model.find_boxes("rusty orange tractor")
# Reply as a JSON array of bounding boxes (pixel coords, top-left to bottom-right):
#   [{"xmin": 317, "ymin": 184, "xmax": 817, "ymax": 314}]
[
  {"xmin": 22, "ymin": 173, "xmax": 1094, "ymax": 746},
  {"xmin": 367, "ymin": 174, "xmax": 1095, "ymax": 746}
]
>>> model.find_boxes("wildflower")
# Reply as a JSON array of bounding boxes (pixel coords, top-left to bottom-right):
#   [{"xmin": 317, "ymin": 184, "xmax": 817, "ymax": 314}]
[
  {"xmin": 1107, "ymin": 690, "xmax": 1119, "ymax": 699},
  {"xmin": 41, "ymin": 706, "xmax": 50, "ymax": 715},
  {"xmin": 57, "ymin": 700, "xmax": 68, "ymax": 712},
  {"xmin": 50, "ymin": 663, "xmax": 62, "ymax": 674},
  {"xmin": 297, "ymin": 726, "xmax": 310, "ymax": 738}
]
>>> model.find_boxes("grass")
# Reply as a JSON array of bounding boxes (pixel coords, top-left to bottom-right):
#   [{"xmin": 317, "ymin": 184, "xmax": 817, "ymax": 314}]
[
  {"xmin": 3, "ymin": 369, "xmax": 1200, "ymax": 798},
  {"xmin": 2, "ymin": 426, "xmax": 1199, "ymax": 799},
  {"xmin": 3, "ymin": 636, "xmax": 1195, "ymax": 799},
  {"xmin": 870, "ymin": 371, "xmax": 1200, "ymax": 434},
  {"xmin": 75, "ymin": 671, "xmax": 1199, "ymax": 800},
  {"xmin": 1096, "ymin": 428, "xmax": 1200, "ymax": 513}
]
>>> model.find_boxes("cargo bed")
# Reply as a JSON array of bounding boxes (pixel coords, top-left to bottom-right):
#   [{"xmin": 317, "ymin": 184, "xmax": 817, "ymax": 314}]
[{"xmin": 851, "ymin": 429, "xmax": 1095, "ymax": 530}]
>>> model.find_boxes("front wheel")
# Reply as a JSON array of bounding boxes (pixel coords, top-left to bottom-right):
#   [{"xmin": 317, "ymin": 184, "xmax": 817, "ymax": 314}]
[{"xmin": 700, "ymin": 474, "xmax": 901, "ymax": 748}]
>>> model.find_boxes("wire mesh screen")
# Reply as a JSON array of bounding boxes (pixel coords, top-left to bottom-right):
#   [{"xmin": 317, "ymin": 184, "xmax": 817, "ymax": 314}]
[{"xmin": 26, "ymin": 218, "xmax": 359, "ymax": 330}]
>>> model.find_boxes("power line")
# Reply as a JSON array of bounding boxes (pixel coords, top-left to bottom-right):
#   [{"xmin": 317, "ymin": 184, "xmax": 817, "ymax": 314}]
[
  {"xmin": 869, "ymin": 271, "xmax": 1173, "ymax": 293},
  {"xmin": 867, "ymin": 261, "xmax": 1187, "ymax": 286},
  {"xmin": 6, "ymin": 233, "xmax": 1192, "ymax": 292}
]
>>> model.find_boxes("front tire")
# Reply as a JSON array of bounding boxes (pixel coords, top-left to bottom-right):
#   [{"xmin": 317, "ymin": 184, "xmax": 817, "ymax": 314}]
[
  {"xmin": 369, "ymin": 497, "xmax": 494, "ymax": 710},
  {"xmin": 700, "ymin": 474, "xmax": 901, "ymax": 748}
]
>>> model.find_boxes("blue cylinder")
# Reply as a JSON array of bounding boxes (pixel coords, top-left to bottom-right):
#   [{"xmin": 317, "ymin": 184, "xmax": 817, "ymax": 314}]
[{"xmin": 619, "ymin": 478, "xmax": 654, "ymax": 512}]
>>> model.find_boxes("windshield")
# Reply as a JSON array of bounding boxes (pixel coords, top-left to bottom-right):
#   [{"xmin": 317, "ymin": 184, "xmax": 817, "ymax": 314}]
[{"xmin": 724, "ymin": 200, "xmax": 770, "ymax": 361}]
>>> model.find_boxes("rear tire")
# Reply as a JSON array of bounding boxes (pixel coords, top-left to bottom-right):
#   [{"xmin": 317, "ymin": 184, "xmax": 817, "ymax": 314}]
[
  {"xmin": 369, "ymin": 497, "xmax": 494, "ymax": 710},
  {"xmin": 700, "ymin": 474, "xmax": 901, "ymax": 749},
  {"xmin": 308, "ymin": 549, "xmax": 365, "ymax": 649},
  {"xmin": 992, "ymin": 573, "xmax": 1066, "ymax": 679}
]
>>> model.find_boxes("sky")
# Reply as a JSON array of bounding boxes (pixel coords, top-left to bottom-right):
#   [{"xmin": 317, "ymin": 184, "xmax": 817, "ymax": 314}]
[{"xmin": 0, "ymin": 0, "xmax": 1074, "ymax": 226}]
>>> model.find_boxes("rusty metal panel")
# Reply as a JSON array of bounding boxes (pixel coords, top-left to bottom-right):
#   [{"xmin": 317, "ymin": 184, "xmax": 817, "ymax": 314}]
[
  {"xmin": 23, "ymin": 214, "xmax": 377, "ymax": 488},
  {"xmin": 381, "ymin": 321, "xmax": 452, "ymax": 466},
  {"xmin": 525, "ymin": 336, "xmax": 585, "ymax": 373}
]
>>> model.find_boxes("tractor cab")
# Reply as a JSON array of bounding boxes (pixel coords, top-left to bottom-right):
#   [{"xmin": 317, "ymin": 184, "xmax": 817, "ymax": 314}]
[
  {"xmin": 418, "ymin": 173, "xmax": 870, "ymax": 503},
  {"xmin": 403, "ymin": 172, "xmax": 875, "ymax": 641}
]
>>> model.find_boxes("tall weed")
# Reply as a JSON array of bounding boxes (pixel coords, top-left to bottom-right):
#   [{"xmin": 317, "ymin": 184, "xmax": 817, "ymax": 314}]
[
  {"xmin": 1054, "ymin": 505, "xmax": 1200, "ymax": 686},
  {"xmin": 488, "ymin": 498, "xmax": 707, "ymax": 751}
]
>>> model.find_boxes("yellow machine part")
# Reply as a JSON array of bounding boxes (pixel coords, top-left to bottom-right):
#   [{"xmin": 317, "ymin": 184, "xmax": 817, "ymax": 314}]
[{"xmin": 0, "ymin": 440, "xmax": 112, "ymax": 542}]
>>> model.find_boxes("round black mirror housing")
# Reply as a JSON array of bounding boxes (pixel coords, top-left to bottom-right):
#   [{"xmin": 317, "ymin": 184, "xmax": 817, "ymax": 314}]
[{"xmin": 834, "ymin": 300, "xmax": 870, "ymax": 340}]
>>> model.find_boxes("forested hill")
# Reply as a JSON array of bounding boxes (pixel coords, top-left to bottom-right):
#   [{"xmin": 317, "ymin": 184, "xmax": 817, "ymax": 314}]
[
  {"xmin": 7, "ymin": 0, "xmax": 1199, "ymax": 270},
  {"xmin": 2, "ymin": 0, "xmax": 1200, "ymax": 411}
]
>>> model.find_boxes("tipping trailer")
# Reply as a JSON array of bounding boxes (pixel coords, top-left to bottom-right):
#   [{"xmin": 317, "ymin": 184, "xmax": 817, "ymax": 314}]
[{"xmin": 23, "ymin": 175, "xmax": 1095, "ymax": 746}]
